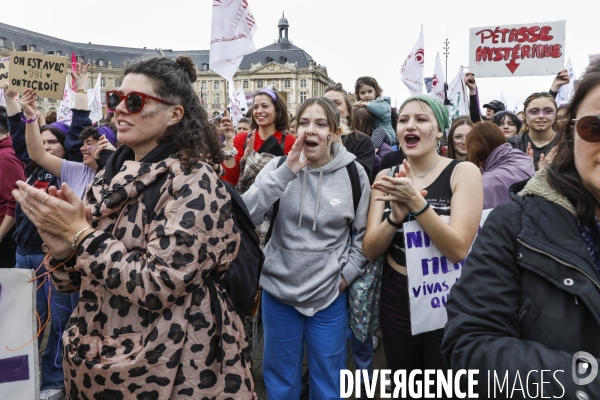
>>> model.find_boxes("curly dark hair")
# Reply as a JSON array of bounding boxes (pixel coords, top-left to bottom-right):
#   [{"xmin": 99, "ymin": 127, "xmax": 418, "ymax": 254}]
[{"xmin": 122, "ymin": 56, "xmax": 223, "ymax": 166}]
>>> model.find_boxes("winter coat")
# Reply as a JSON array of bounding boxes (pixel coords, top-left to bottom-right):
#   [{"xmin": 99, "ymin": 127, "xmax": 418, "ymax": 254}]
[
  {"xmin": 367, "ymin": 97, "xmax": 396, "ymax": 145},
  {"xmin": 442, "ymin": 168, "xmax": 600, "ymax": 400},
  {"xmin": 50, "ymin": 144, "xmax": 255, "ymax": 400},
  {"xmin": 481, "ymin": 143, "xmax": 535, "ymax": 209},
  {"xmin": 242, "ymin": 143, "xmax": 371, "ymax": 312}
]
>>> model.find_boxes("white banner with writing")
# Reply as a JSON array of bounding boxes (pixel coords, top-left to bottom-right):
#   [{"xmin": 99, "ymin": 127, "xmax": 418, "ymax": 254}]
[
  {"xmin": 469, "ymin": 21, "xmax": 565, "ymax": 78},
  {"xmin": 209, "ymin": 0, "xmax": 258, "ymax": 82},
  {"xmin": 0, "ymin": 269, "xmax": 39, "ymax": 399},
  {"xmin": 405, "ymin": 209, "xmax": 492, "ymax": 335}
]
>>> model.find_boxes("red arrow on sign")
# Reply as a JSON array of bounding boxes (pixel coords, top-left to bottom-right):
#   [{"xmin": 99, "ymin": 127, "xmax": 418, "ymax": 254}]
[{"xmin": 506, "ymin": 59, "xmax": 520, "ymax": 74}]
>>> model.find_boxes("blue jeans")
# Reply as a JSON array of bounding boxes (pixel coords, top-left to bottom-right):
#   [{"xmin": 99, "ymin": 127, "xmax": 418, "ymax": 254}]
[
  {"xmin": 349, "ymin": 330, "xmax": 374, "ymax": 383},
  {"xmin": 16, "ymin": 253, "xmax": 79, "ymax": 391},
  {"xmin": 262, "ymin": 290, "xmax": 348, "ymax": 400}
]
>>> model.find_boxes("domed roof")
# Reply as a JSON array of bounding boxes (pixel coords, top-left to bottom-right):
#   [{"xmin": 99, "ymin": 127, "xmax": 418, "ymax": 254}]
[{"xmin": 278, "ymin": 12, "xmax": 288, "ymax": 27}]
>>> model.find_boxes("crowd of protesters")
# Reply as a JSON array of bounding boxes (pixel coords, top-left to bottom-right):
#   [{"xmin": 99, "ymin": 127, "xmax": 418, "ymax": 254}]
[{"xmin": 1, "ymin": 52, "xmax": 599, "ymax": 400}]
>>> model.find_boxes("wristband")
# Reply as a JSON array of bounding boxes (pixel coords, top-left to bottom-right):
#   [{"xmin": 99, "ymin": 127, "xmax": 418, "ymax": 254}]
[
  {"xmin": 386, "ymin": 213, "xmax": 403, "ymax": 229},
  {"xmin": 409, "ymin": 200, "xmax": 430, "ymax": 219},
  {"xmin": 71, "ymin": 227, "xmax": 94, "ymax": 250},
  {"xmin": 21, "ymin": 116, "xmax": 37, "ymax": 124},
  {"xmin": 76, "ymin": 89, "xmax": 86, "ymax": 94}
]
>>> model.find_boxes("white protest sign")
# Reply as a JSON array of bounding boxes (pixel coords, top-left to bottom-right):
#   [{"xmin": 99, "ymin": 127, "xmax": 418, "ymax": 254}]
[
  {"xmin": 88, "ymin": 73, "xmax": 103, "ymax": 123},
  {"xmin": 405, "ymin": 209, "xmax": 492, "ymax": 335},
  {"xmin": 8, "ymin": 51, "xmax": 67, "ymax": 100},
  {"xmin": 0, "ymin": 269, "xmax": 39, "ymax": 399},
  {"xmin": 57, "ymin": 75, "xmax": 75, "ymax": 125},
  {"xmin": 0, "ymin": 57, "xmax": 10, "ymax": 108},
  {"xmin": 469, "ymin": 21, "xmax": 565, "ymax": 78}
]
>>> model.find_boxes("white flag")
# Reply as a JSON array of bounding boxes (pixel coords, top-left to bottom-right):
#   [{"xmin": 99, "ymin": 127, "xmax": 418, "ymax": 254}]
[
  {"xmin": 428, "ymin": 53, "xmax": 445, "ymax": 102},
  {"xmin": 556, "ymin": 58, "xmax": 576, "ymax": 106},
  {"xmin": 400, "ymin": 25, "xmax": 424, "ymax": 95},
  {"xmin": 446, "ymin": 67, "xmax": 469, "ymax": 120},
  {"xmin": 57, "ymin": 75, "xmax": 75, "ymax": 125},
  {"xmin": 87, "ymin": 73, "xmax": 103, "ymax": 123},
  {"xmin": 227, "ymin": 80, "xmax": 246, "ymax": 124},
  {"xmin": 209, "ymin": 0, "xmax": 258, "ymax": 83}
]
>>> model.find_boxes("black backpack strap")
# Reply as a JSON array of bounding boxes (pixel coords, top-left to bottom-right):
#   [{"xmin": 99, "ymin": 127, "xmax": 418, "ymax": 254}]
[
  {"xmin": 346, "ymin": 161, "xmax": 361, "ymax": 214},
  {"xmin": 279, "ymin": 131, "xmax": 287, "ymax": 150},
  {"xmin": 265, "ymin": 156, "xmax": 288, "ymax": 245}
]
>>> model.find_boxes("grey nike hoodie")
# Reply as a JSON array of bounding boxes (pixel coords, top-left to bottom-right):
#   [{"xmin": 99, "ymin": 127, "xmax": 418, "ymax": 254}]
[{"xmin": 242, "ymin": 143, "xmax": 371, "ymax": 310}]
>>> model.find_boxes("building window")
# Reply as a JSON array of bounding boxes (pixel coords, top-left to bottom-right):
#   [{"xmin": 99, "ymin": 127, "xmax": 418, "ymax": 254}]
[
  {"xmin": 97, "ymin": 59, "xmax": 105, "ymax": 67},
  {"xmin": 214, "ymin": 93, "xmax": 221, "ymax": 108},
  {"xmin": 201, "ymin": 81, "xmax": 207, "ymax": 89},
  {"xmin": 243, "ymin": 80, "xmax": 248, "ymax": 89},
  {"xmin": 101, "ymin": 78, "xmax": 106, "ymax": 87},
  {"xmin": 214, "ymin": 81, "xmax": 220, "ymax": 90},
  {"xmin": 201, "ymin": 63, "xmax": 209, "ymax": 71},
  {"xmin": 285, "ymin": 79, "xmax": 291, "ymax": 88},
  {"xmin": 300, "ymin": 92, "xmax": 307, "ymax": 103},
  {"xmin": 0, "ymin": 37, "xmax": 6, "ymax": 47},
  {"xmin": 37, "ymin": 106, "xmax": 44, "ymax": 113},
  {"xmin": 200, "ymin": 93, "xmax": 207, "ymax": 105},
  {"xmin": 257, "ymin": 80, "xmax": 263, "ymax": 88},
  {"xmin": 76, "ymin": 56, "xmax": 84, "ymax": 63}
]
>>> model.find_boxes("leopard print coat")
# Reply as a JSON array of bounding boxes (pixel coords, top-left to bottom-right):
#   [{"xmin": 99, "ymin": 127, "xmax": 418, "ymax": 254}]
[{"xmin": 50, "ymin": 153, "xmax": 256, "ymax": 400}]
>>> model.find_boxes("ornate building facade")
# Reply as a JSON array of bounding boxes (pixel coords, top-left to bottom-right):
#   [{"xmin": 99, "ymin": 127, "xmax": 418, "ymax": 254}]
[{"xmin": 0, "ymin": 15, "xmax": 334, "ymax": 117}]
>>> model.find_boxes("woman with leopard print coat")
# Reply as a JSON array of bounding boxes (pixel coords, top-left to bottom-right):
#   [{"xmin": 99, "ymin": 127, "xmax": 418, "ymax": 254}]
[{"xmin": 13, "ymin": 56, "xmax": 256, "ymax": 399}]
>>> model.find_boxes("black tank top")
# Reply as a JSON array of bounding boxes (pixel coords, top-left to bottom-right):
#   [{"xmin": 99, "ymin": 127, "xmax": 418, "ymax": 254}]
[{"xmin": 384, "ymin": 159, "xmax": 462, "ymax": 266}]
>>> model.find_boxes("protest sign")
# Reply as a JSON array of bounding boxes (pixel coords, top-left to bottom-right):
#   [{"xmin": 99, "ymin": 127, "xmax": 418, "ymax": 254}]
[
  {"xmin": 8, "ymin": 51, "xmax": 67, "ymax": 100},
  {"xmin": 88, "ymin": 73, "xmax": 103, "ymax": 123},
  {"xmin": 0, "ymin": 56, "xmax": 9, "ymax": 82},
  {"xmin": 57, "ymin": 75, "xmax": 75, "ymax": 125},
  {"xmin": 0, "ymin": 57, "xmax": 10, "ymax": 107},
  {"xmin": 0, "ymin": 269, "xmax": 39, "ymax": 399},
  {"xmin": 469, "ymin": 21, "xmax": 565, "ymax": 78},
  {"xmin": 405, "ymin": 209, "xmax": 491, "ymax": 335}
]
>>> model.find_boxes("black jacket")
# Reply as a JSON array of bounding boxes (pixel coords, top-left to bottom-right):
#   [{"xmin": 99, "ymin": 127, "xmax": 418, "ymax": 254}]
[{"xmin": 442, "ymin": 169, "xmax": 600, "ymax": 400}]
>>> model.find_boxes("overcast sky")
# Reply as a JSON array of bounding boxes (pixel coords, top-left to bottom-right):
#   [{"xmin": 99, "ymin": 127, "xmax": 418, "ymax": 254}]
[{"xmin": 3, "ymin": 0, "xmax": 596, "ymax": 111}]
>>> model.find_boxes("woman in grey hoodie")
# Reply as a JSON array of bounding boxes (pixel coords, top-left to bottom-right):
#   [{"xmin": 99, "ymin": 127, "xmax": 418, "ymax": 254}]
[{"xmin": 243, "ymin": 97, "xmax": 371, "ymax": 399}]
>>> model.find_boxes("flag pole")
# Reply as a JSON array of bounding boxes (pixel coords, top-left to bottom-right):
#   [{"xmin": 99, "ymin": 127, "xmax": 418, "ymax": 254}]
[{"xmin": 443, "ymin": 38, "xmax": 451, "ymax": 106}]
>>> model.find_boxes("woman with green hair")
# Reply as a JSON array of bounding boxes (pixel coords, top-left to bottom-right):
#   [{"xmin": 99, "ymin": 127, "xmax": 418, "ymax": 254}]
[{"xmin": 362, "ymin": 95, "xmax": 483, "ymax": 395}]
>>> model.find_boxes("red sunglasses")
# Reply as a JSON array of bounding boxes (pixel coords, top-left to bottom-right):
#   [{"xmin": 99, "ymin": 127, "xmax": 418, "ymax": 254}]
[
  {"xmin": 573, "ymin": 115, "xmax": 600, "ymax": 143},
  {"xmin": 106, "ymin": 90, "xmax": 173, "ymax": 113}
]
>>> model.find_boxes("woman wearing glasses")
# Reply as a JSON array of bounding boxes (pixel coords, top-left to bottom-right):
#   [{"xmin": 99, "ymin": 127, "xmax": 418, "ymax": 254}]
[
  {"xmin": 442, "ymin": 64, "xmax": 600, "ymax": 398},
  {"xmin": 12, "ymin": 56, "xmax": 255, "ymax": 399},
  {"xmin": 508, "ymin": 92, "xmax": 558, "ymax": 170},
  {"xmin": 446, "ymin": 116, "xmax": 473, "ymax": 161}
]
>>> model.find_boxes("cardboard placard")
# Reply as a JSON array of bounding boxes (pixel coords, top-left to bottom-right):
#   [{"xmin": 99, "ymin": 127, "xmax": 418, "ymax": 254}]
[
  {"xmin": 0, "ymin": 56, "xmax": 9, "ymax": 82},
  {"xmin": 0, "ymin": 269, "xmax": 39, "ymax": 399},
  {"xmin": 469, "ymin": 21, "xmax": 565, "ymax": 78},
  {"xmin": 404, "ymin": 209, "xmax": 491, "ymax": 335},
  {"xmin": 8, "ymin": 51, "xmax": 67, "ymax": 100}
]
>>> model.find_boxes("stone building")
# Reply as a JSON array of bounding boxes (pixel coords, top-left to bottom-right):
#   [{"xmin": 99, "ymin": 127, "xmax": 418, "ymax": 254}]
[{"xmin": 0, "ymin": 15, "xmax": 334, "ymax": 117}]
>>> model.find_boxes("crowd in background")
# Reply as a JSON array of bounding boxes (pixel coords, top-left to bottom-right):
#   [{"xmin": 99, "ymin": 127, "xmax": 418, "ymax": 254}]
[{"xmin": 1, "ymin": 55, "xmax": 600, "ymax": 400}]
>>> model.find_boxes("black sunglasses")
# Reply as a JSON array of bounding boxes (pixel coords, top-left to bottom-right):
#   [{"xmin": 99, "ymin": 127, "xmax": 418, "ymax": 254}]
[
  {"xmin": 106, "ymin": 90, "xmax": 173, "ymax": 113},
  {"xmin": 573, "ymin": 115, "xmax": 600, "ymax": 143}
]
